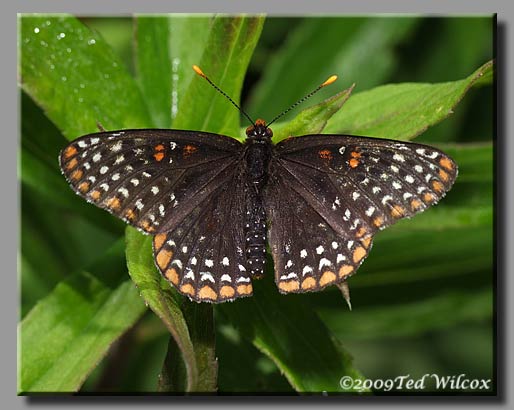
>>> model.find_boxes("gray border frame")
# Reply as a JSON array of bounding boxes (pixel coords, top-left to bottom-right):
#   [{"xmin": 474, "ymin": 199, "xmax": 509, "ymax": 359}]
[{"xmin": 10, "ymin": 0, "xmax": 511, "ymax": 408}]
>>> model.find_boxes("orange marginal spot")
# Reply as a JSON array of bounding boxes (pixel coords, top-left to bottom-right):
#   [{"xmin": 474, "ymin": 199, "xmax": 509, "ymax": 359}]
[
  {"xmin": 361, "ymin": 236, "xmax": 372, "ymax": 249},
  {"xmin": 153, "ymin": 152, "xmax": 165, "ymax": 162},
  {"xmin": 70, "ymin": 169, "xmax": 83, "ymax": 181},
  {"xmin": 165, "ymin": 268, "xmax": 179, "ymax": 285},
  {"xmin": 349, "ymin": 158, "xmax": 360, "ymax": 168},
  {"xmin": 154, "ymin": 233, "xmax": 167, "ymax": 251},
  {"xmin": 350, "ymin": 151, "xmax": 362, "ymax": 158},
  {"xmin": 156, "ymin": 249, "xmax": 173, "ymax": 270},
  {"xmin": 432, "ymin": 180, "xmax": 444, "ymax": 193},
  {"xmin": 438, "ymin": 169, "xmax": 450, "ymax": 182},
  {"xmin": 410, "ymin": 198, "xmax": 423, "ymax": 211},
  {"xmin": 125, "ymin": 208, "xmax": 136, "ymax": 221},
  {"xmin": 439, "ymin": 156, "xmax": 454, "ymax": 171},
  {"xmin": 220, "ymin": 285, "xmax": 235, "ymax": 298},
  {"xmin": 339, "ymin": 265, "xmax": 354, "ymax": 278},
  {"xmin": 356, "ymin": 227, "xmax": 367, "ymax": 238},
  {"xmin": 352, "ymin": 246, "xmax": 367, "ymax": 264},
  {"xmin": 198, "ymin": 285, "xmax": 217, "ymax": 301},
  {"xmin": 318, "ymin": 149, "xmax": 333, "ymax": 160},
  {"xmin": 90, "ymin": 190, "xmax": 102, "ymax": 201},
  {"xmin": 105, "ymin": 196, "xmax": 121, "ymax": 211},
  {"xmin": 390, "ymin": 204, "xmax": 406, "ymax": 218},
  {"xmin": 319, "ymin": 271, "xmax": 337, "ymax": 287},
  {"xmin": 180, "ymin": 283, "xmax": 195, "ymax": 296},
  {"xmin": 237, "ymin": 283, "xmax": 253, "ymax": 295},
  {"xmin": 154, "ymin": 144, "xmax": 165, "ymax": 151},
  {"xmin": 278, "ymin": 280, "xmax": 299, "ymax": 293},
  {"xmin": 373, "ymin": 216, "xmax": 384, "ymax": 227},
  {"xmin": 78, "ymin": 181, "xmax": 90, "ymax": 193},
  {"xmin": 301, "ymin": 277, "xmax": 317, "ymax": 290},
  {"xmin": 63, "ymin": 145, "xmax": 78, "ymax": 158},
  {"xmin": 65, "ymin": 157, "xmax": 78, "ymax": 170},
  {"xmin": 183, "ymin": 144, "xmax": 198, "ymax": 158},
  {"xmin": 423, "ymin": 192, "xmax": 436, "ymax": 203}
]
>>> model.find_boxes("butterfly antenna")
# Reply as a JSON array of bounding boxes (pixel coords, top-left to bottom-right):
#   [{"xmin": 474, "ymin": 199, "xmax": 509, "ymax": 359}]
[
  {"xmin": 193, "ymin": 65, "xmax": 254, "ymax": 126},
  {"xmin": 267, "ymin": 74, "xmax": 338, "ymax": 127}
]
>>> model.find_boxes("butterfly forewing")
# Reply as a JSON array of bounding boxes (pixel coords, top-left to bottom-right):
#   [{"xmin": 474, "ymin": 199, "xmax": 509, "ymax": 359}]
[{"xmin": 59, "ymin": 129, "xmax": 242, "ymax": 235}]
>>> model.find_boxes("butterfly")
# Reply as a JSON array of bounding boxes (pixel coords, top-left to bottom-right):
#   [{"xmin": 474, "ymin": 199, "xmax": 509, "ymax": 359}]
[{"xmin": 59, "ymin": 66, "xmax": 458, "ymax": 305}]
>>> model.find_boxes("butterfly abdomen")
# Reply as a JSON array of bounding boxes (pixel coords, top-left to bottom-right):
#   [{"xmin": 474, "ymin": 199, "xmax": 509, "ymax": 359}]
[{"xmin": 244, "ymin": 140, "xmax": 272, "ymax": 278}]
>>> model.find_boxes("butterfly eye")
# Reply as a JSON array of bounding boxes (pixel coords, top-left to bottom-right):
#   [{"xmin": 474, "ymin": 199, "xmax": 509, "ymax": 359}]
[
  {"xmin": 246, "ymin": 125, "xmax": 255, "ymax": 135},
  {"xmin": 267, "ymin": 128, "xmax": 273, "ymax": 137}
]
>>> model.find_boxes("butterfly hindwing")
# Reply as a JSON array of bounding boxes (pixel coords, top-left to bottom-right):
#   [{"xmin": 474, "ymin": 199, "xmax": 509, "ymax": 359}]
[
  {"xmin": 152, "ymin": 163, "xmax": 253, "ymax": 303},
  {"xmin": 59, "ymin": 129, "xmax": 242, "ymax": 234}
]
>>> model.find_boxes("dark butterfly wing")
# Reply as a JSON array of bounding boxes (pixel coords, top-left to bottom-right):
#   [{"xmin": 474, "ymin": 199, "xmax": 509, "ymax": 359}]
[
  {"xmin": 59, "ymin": 129, "xmax": 242, "ymax": 234},
  {"xmin": 265, "ymin": 134, "xmax": 457, "ymax": 293},
  {"xmin": 152, "ymin": 164, "xmax": 254, "ymax": 302}
]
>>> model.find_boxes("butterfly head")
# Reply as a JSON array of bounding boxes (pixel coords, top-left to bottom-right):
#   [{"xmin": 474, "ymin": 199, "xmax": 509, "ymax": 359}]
[{"xmin": 246, "ymin": 119, "xmax": 273, "ymax": 141}]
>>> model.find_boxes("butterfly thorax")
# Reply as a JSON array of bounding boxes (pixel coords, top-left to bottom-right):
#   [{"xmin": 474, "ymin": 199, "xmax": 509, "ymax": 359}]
[{"xmin": 243, "ymin": 119, "xmax": 273, "ymax": 278}]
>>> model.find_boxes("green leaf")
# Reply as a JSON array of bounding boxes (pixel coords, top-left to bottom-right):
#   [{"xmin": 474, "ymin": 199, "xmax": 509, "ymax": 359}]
[
  {"xmin": 218, "ymin": 273, "xmax": 366, "ymax": 393},
  {"xmin": 173, "ymin": 16, "xmax": 265, "ymax": 136},
  {"xmin": 18, "ymin": 242, "xmax": 147, "ymax": 393},
  {"xmin": 318, "ymin": 288, "xmax": 492, "ymax": 341},
  {"xmin": 135, "ymin": 16, "xmax": 172, "ymax": 128},
  {"xmin": 324, "ymin": 60, "xmax": 494, "ymax": 141},
  {"xmin": 271, "ymin": 84, "xmax": 355, "ymax": 143},
  {"xmin": 248, "ymin": 17, "xmax": 420, "ymax": 121},
  {"xmin": 20, "ymin": 15, "xmax": 153, "ymax": 138}
]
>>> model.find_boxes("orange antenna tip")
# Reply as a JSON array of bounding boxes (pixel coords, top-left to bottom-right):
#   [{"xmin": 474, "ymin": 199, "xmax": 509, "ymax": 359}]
[
  {"xmin": 321, "ymin": 75, "xmax": 338, "ymax": 87},
  {"xmin": 192, "ymin": 65, "xmax": 206, "ymax": 78}
]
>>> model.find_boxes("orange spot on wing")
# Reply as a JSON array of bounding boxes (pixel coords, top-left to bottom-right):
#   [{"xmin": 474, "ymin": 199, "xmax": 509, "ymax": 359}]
[
  {"xmin": 350, "ymin": 151, "xmax": 362, "ymax": 158},
  {"xmin": 432, "ymin": 180, "xmax": 444, "ymax": 193},
  {"xmin": 154, "ymin": 233, "xmax": 167, "ymax": 251},
  {"xmin": 278, "ymin": 280, "xmax": 299, "ymax": 293},
  {"xmin": 220, "ymin": 285, "xmax": 235, "ymax": 298},
  {"xmin": 410, "ymin": 198, "xmax": 423, "ymax": 211},
  {"xmin": 438, "ymin": 169, "xmax": 449, "ymax": 182},
  {"xmin": 319, "ymin": 271, "xmax": 337, "ymax": 287},
  {"xmin": 180, "ymin": 283, "xmax": 195, "ymax": 296},
  {"xmin": 156, "ymin": 249, "xmax": 173, "ymax": 270},
  {"xmin": 356, "ymin": 227, "xmax": 367, "ymax": 238},
  {"xmin": 153, "ymin": 152, "xmax": 165, "ymax": 162},
  {"xmin": 154, "ymin": 144, "xmax": 165, "ymax": 151},
  {"xmin": 183, "ymin": 144, "xmax": 198, "ymax": 158},
  {"xmin": 361, "ymin": 236, "xmax": 372, "ymax": 249},
  {"xmin": 373, "ymin": 216, "xmax": 384, "ymax": 227},
  {"xmin": 390, "ymin": 204, "xmax": 406, "ymax": 218},
  {"xmin": 90, "ymin": 190, "xmax": 101, "ymax": 201},
  {"xmin": 70, "ymin": 169, "xmax": 83, "ymax": 181},
  {"xmin": 352, "ymin": 246, "xmax": 367, "ymax": 263},
  {"xmin": 423, "ymin": 192, "xmax": 436, "ymax": 203},
  {"xmin": 301, "ymin": 277, "xmax": 317, "ymax": 290},
  {"xmin": 78, "ymin": 181, "xmax": 90, "ymax": 193},
  {"xmin": 237, "ymin": 283, "xmax": 253, "ymax": 295},
  {"xmin": 65, "ymin": 158, "xmax": 78, "ymax": 170},
  {"xmin": 165, "ymin": 268, "xmax": 179, "ymax": 285},
  {"xmin": 349, "ymin": 158, "xmax": 360, "ymax": 168},
  {"xmin": 439, "ymin": 156, "xmax": 454, "ymax": 171},
  {"xmin": 125, "ymin": 209, "xmax": 136, "ymax": 221},
  {"xmin": 198, "ymin": 285, "xmax": 217, "ymax": 301},
  {"xmin": 63, "ymin": 146, "xmax": 77, "ymax": 159},
  {"xmin": 339, "ymin": 265, "xmax": 354, "ymax": 278},
  {"xmin": 105, "ymin": 196, "xmax": 121, "ymax": 211},
  {"xmin": 318, "ymin": 149, "xmax": 333, "ymax": 160}
]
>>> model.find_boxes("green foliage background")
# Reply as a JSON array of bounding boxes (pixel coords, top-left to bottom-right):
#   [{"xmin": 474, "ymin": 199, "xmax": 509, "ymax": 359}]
[{"xmin": 19, "ymin": 15, "xmax": 494, "ymax": 394}]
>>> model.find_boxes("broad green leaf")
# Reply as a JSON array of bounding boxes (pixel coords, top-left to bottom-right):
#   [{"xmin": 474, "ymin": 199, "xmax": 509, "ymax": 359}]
[
  {"xmin": 20, "ymin": 15, "xmax": 153, "ymax": 138},
  {"xmin": 135, "ymin": 16, "xmax": 172, "ymax": 128},
  {"xmin": 18, "ymin": 242, "xmax": 146, "ymax": 393},
  {"xmin": 271, "ymin": 85, "xmax": 354, "ymax": 143},
  {"xmin": 319, "ymin": 289, "xmax": 492, "ymax": 341},
  {"xmin": 218, "ymin": 273, "xmax": 366, "ymax": 393},
  {"xmin": 324, "ymin": 60, "xmax": 494, "ymax": 141},
  {"xmin": 173, "ymin": 16, "xmax": 265, "ymax": 136},
  {"xmin": 248, "ymin": 17, "xmax": 419, "ymax": 121}
]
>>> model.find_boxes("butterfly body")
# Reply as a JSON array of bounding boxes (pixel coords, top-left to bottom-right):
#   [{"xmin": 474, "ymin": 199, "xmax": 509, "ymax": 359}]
[{"xmin": 60, "ymin": 120, "xmax": 457, "ymax": 304}]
